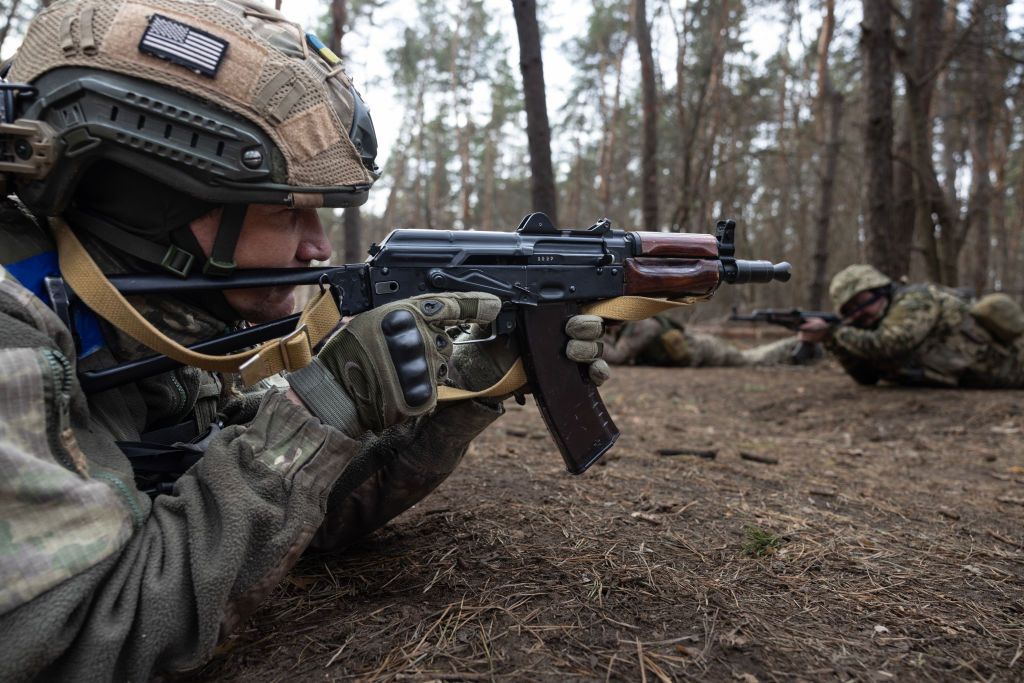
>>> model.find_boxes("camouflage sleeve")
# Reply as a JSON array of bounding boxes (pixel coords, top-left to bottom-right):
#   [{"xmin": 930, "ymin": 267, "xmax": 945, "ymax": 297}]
[
  {"xmin": 830, "ymin": 290, "xmax": 940, "ymax": 360},
  {"xmin": 0, "ymin": 288, "xmax": 367, "ymax": 679},
  {"xmin": 311, "ymin": 398, "xmax": 503, "ymax": 551},
  {"xmin": 825, "ymin": 341, "xmax": 882, "ymax": 385},
  {"xmin": 602, "ymin": 318, "xmax": 663, "ymax": 365}
]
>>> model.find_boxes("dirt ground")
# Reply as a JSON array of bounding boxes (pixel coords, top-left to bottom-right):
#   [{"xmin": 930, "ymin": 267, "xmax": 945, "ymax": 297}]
[{"xmin": 196, "ymin": 330, "xmax": 1024, "ymax": 682}]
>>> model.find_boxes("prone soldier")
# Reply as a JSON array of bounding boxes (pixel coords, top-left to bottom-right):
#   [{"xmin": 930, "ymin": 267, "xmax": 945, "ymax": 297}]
[
  {"xmin": 603, "ymin": 315, "xmax": 822, "ymax": 368},
  {"xmin": 799, "ymin": 264, "xmax": 1024, "ymax": 387}
]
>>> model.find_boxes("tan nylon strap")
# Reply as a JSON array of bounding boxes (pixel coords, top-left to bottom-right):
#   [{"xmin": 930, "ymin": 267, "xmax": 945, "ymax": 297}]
[
  {"xmin": 582, "ymin": 295, "xmax": 710, "ymax": 320},
  {"xmin": 437, "ymin": 295, "xmax": 707, "ymax": 402},
  {"xmin": 60, "ymin": 14, "xmax": 76, "ymax": 55},
  {"xmin": 253, "ymin": 69, "xmax": 293, "ymax": 121},
  {"xmin": 51, "ymin": 218, "xmax": 341, "ymax": 386},
  {"xmin": 80, "ymin": 6, "xmax": 97, "ymax": 55},
  {"xmin": 437, "ymin": 358, "xmax": 527, "ymax": 402}
]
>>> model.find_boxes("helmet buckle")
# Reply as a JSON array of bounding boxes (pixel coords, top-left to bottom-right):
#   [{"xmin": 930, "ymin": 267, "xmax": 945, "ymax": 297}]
[
  {"xmin": 160, "ymin": 245, "xmax": 195, "ymax": 277},
  {"xmin": 203, "ymin": 257, "xmax": 237, "ymax": 277}
]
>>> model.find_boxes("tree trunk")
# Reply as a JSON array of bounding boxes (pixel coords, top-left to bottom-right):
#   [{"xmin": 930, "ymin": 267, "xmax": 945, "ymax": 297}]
[
  {"xmin": 634, "ymin": 0, "xmax": 658, "ymax": 231},
  {"xmin": 901, "ymin": 0, "xmax": 951, "ymax": 282},
  {"xmin": 330, "ymin": 0, "xmax": 361, "ymax": 260},
  {"xmin": 670, "ymin": 0, "xmax": 726, "ymax": 232},
  {"xmin": 860, "ymin": 0, "xmax": 896, "ymax": 276},
  {"xmin": 329, "ymin": 0, "xmax": 346, "ymax": 53},
  {"xmin": 667, "ymin": 0, "xmax": 692, "ymax": 232},
  {"xmin": 965, "ymin": 0, "xmax": 1007, "ymax": 293},
  {"xmin": 342, "ymin": 208, "xmax": 362, "ymax": 262},
  {"xmin": 565, "ymin": 137, "xmax": 583, "ymax": 228},
  {"xmin": 481, "ymin": 133, "xmax": 497, "ymax": 230},
  {"xmin": 808, "ymin": 0, "xmax": 842, "ymax": 310},
  {"xmin": 598, "ymin": 46, "xmax": 627, "ymax": 217},
  {"xmin": 511, "ymin": 0, "xmax": 558, "ymax": 223}
]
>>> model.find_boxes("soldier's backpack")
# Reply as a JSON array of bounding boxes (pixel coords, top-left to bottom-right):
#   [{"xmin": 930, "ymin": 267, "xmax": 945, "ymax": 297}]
[{"xmin": 969, "ymin": 293, "xmax": 1024, "ymax": 344}]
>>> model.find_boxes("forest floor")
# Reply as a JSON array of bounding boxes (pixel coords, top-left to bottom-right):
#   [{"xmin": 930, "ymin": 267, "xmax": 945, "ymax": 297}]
[{"xmin": 195, "ymin": 328, "xmax": 1024, "ymax": 682}]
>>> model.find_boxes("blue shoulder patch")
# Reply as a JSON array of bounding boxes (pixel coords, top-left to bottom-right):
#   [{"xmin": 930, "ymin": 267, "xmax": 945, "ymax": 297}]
[{"xmin": 5, "ymin": 250, "xmax": 106, "ymax": 359}]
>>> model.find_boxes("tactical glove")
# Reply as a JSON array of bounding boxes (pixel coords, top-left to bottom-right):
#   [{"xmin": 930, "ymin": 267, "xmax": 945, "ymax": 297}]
[
  {"xmin": 289, "ymin": 293, "xmax": 502, "ymax": 437},
  {"xmin": 451, "ymin": 313, "xmax": 611, "ymax": 393}
]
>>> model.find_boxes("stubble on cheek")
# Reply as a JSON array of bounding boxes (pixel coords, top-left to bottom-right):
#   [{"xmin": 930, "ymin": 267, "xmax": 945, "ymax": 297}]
[{"xmin": 225, "ymin": 285, "xmax": 297, "ymax": 323}]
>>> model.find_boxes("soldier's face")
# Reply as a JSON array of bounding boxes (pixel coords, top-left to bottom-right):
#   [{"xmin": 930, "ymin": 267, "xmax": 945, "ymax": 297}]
[
  {"xmin": 190, "ymin": 205, "xmax": 332, "ymax": 322},
  {"xmin": 843, "ymin": 290, "xmax": 888, "ymax": 328}
]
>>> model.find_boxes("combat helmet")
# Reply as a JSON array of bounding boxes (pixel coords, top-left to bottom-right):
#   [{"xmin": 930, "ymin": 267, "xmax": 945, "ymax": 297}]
[
  {"xmin": 0, "ymin": 0, "xmax": 378, "ymax": 277},
  {"xmin": 829, "ymin": 264, "xmax": 892, "ymax": 312}
]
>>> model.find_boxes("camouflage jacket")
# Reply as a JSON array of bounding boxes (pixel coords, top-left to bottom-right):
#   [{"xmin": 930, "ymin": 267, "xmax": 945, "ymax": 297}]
[
  {"xmin": 0, "ymin": 204, "xmax": 501, "ymax": 681},
  {"xmin": 826, "ymin": 283, "xmax": 1023, "ymax": 387}
]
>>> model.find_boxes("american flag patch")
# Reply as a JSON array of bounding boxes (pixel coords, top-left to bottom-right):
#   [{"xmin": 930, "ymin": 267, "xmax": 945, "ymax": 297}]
[{"xmin": 138, "ymin": 14, "xmax": 228, "ymax": 78}]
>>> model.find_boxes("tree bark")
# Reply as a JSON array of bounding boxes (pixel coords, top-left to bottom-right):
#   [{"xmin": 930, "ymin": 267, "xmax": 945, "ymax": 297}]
[
  {"xmin": 634, "ymin": 0, "xmax": 659, "ymax": 231},
  {"xmin": 808, "ymin": 0, "xmax": 842, "ymax": 310},
  {"xmin": 598, "ymin": 44, "xmax": 627, "ymax": 217},
  {"xmin": 860, "ymin": 0, "xmax": 896, "ymax": 276},
  {"xmin": 330, "ymin": 0, "xmax": 362, "ymax": 261},
  {"xmin": 966, "ymin": 0, "xmax": 1009, "ymax": 293},
  {"xmin": 511, "ymin": 0, "xmax": 558, "ymax": 224},
  {"xmin": 902, "ymin": 0, "xmax": 951, "ymax": 282},
  {"xmin": 329, "ymin": 0, "xmax": 346, "ymax": 53},
  {"xmin": 342, "ymin": 207, "xmax": 363, "ymax": 262},
  {"xmin": 671, "ymin": 0, "xmax": 728, "ymax": 232}
]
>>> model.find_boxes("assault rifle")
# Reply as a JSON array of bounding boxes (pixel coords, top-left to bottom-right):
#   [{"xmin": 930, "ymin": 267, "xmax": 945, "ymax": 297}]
[
  {"xmin": 729, "ymin": 307, "xmax": 840, "ymax": 363},
  {"xmin": 63, "ymin": 214, "xmax": 790, "ymax": 474}
]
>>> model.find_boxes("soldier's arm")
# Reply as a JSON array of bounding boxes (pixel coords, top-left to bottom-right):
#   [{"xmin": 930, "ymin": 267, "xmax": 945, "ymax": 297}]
[
  {"xmin": 0, "ymin": 290, "xmax": 366, "ymax": 680},
  {"xmin": 311, "ymin": 398, "xmax": 502, "ymax": 551},
  {"xmin": 830, "ymin": 292, "xmax": 940, "ymax": 359},
  {"xmin": 601, "ymin": 318, "xmax": 663, "ymax": 365}
]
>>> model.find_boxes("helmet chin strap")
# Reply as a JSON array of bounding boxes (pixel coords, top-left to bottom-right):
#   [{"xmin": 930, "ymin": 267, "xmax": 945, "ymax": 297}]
[
  {"xmin": 202, "ymin": 204, "xmax": 247, "ymax": 277},
  {"xmin": 166, "ymin": 204, "xmax": 251, "ymax": 322}
]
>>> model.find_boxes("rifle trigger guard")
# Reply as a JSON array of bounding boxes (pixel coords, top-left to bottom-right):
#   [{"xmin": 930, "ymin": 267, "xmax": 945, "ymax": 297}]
[{"xmin": 453, "ymin": 322, "xmax": 498, "ymax": 346}]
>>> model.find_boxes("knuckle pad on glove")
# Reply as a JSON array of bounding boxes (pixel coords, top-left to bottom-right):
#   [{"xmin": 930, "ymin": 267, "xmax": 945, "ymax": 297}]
[
  {"xmin": 381, "ymin": 309, "xmax": 432, "ymax": 408},
  {"xmin": 566, "ymin": 339, "xmax": 601, "ymax": 363},
  {"xmin": 565, "ymin": 315, "xmax": 604, "ymax": 341}
]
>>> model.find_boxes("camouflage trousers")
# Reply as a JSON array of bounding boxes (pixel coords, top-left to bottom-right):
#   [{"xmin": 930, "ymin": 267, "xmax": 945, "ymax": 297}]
[{"xmin": 677, "ymin": 333, "xmax": 807, "ymax": 368}]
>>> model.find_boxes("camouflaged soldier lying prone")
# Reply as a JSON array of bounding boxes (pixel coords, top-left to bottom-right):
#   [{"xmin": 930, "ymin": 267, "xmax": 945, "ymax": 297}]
[
  {"xmin": 798, "ymin": 265, "xmax": 1024, "ymax": 387},
  {"xmin": 603, "ymin": 315, "xmax": 822, "ymax": 368},
  {"xmin": 0, "ymin": 1, "xmax": 608, "ymax": 679}
]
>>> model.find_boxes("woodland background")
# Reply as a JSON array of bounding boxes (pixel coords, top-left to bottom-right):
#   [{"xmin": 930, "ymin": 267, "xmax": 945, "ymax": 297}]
[{"xmin": 5, "ymin": 0, "xmax": 1024, "ymax": 311}]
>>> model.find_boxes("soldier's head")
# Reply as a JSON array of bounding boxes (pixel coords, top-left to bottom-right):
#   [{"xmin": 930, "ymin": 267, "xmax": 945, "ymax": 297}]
[
  {"xmin": 2, "ymin": 0, "xmax": 379, "ymax": 321},
  {"xmin": 829, "ymin": 264, "xmax": 892, "ymax": 328}
]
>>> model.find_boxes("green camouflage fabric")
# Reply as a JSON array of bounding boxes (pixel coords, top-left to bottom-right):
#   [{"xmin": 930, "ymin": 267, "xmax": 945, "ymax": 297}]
[
  {"xmin": 0, "ymin": 201, "xmax": 503, "ymax": 680},
  {"xmin": 0, "ymin": 292, "xmax": 134, "ymax": 616},
  {"xmin": 603, "ymin": 316, "xmax": 816, "ymax": 368},
  {"xmin": 827, "ymin": 283, "xmax": 1024, "ymax": 387}
]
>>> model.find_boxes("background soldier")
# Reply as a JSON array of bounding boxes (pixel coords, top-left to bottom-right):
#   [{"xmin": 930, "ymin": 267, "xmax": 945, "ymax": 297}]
[
  {"xmin": 799, "ymin": 264, "xmax": 1024, "ymax": 387},
  {"xmin": 0, "ymin": 0, "xmax": 604, "ymax": 679},
  {"xmin": 603, "ymin": 315, "xmax": 821, "ymax": 368}
]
